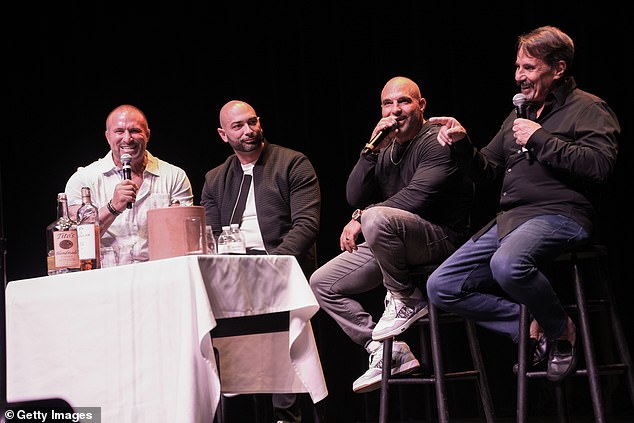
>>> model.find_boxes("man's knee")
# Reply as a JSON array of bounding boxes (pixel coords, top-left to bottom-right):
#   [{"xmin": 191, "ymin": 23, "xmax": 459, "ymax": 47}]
[
  {"xmin": 361, "ymin": 206, "xmax": 396, "ymax": 244},
  {"xmin": 426, "ymin": 272, "xmax": 443, "ymax": 306},
  {"xmin": 360, "ymin": 207, "xmax": 385, "ymax": 230},
  {"xmin": 309, "ymin": 266, "xmax": 329, "ymax": 304},
  {"xmin": 490, "ymin": 252, "xmax": 525, "ymax": 289}
]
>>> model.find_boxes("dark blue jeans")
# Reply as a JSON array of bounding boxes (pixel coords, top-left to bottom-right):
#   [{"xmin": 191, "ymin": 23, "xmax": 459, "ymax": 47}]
[{"xmin": 427, "ymin": 215, "xmax": 589, "ymax": 342}]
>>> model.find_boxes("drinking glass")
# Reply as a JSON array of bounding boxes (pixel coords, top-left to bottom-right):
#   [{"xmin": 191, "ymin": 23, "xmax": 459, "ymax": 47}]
[
  {"xmin": 100, "ymin": 246, "xmax": 119, "ymax": 268},
  {"xmin": 184, "ymin": 217, "xmax": 204, "ymax": 255}
]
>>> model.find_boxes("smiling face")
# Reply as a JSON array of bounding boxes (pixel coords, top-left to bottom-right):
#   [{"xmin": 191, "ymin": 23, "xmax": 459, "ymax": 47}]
[
  {"xmin": 380, "ymin": 77, "xmax": 426, "ymax": 141},
  {"xmin": 105, "ymin": 105, "xmax": 150, "ymax": 166},
  {"xmin": 514, "ymin": 26, "xmax": 572, "ymax": 106},
  {"xmin": 515, "ymin": 48, "xmax": 565, "ymax": 105}
]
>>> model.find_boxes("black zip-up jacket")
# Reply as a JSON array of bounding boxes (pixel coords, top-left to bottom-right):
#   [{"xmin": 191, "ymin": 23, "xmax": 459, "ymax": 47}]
[{"xmin": 201, "ymin": 140, "xmax": 321, "ymax": 275}]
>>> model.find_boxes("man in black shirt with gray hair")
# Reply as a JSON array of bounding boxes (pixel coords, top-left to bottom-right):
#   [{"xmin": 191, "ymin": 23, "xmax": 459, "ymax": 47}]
[{"xmin": 427, "ymin": 25, "xmax": 620, "ymax": 383}]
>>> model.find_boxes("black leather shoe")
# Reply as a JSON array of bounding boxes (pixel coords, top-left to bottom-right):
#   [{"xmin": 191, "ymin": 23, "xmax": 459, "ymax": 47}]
[
  {"xmin": 546, "ymin": 339, "xmax": 577, "ymax": 382},
  {"xmin": 532, "ymin": 335, "xmax": 549, "ymax": 368},
  {"xmin": 512, "ymin": 336, "xmax": 550, "ymax": 373}
]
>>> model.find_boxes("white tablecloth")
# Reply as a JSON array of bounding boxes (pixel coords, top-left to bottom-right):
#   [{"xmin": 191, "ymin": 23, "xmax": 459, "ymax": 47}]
[
  {"xmin": 199, "ymin": 256, "xmax": 327, "ymax": 398},
  {"xmin": 6, "ymin": 254, "xmax": 327, "ymax": 422}
]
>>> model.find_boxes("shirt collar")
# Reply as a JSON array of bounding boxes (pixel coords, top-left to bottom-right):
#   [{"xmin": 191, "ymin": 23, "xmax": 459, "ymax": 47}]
[{"xmin": 546, "ymin": 76, "xmax": 576, "ymax": 108}]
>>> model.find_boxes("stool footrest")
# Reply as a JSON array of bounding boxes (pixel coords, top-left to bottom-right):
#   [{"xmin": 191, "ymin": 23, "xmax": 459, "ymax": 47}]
[
  {"xmin": 415, "ymin": 314, "xmax": 466, "ymax": 325},
  {"xmin": 388, "ymin": 370, "xmax": 482, "ymax": 386},
  {"xmin": 563, "ymin": 299, "xmax": 610, "ymax": 313},
  {"xmin": 522, "ymin": 363, "xmax": 629, "ymax": 379}
]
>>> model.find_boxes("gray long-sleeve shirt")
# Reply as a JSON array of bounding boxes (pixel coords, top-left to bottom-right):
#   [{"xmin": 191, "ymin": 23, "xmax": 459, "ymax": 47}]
[{"xmin": 346, "ymin": 121, "xmax": 474, "ymax": 246}]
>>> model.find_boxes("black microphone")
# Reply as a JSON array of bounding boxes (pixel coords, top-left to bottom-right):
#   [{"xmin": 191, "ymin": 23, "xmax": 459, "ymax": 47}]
[
  {"xmin": 121, "ymin": 153, "xmax": 133, "ymax": 209},
  {"xmin": 362, "ymin": 124, "xmax": 397, "ymax": 154},
  {"xmin": 512, "ymin": 93, "xmax": 531, "ymax": 160}
]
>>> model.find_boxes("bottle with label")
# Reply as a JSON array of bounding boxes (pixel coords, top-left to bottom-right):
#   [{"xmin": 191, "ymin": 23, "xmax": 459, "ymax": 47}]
[
  {"xmin": 205, "ymin": 225, "xmax": 217, "ymax": 255},
  {"xmin": 216, "ymin": 225, "xmax": 234, "ymax": 255},
  {"xmin": 46, "ymin": 193, "xmax": 80, "ymax": 275},
  {"xmin": 229, "ymin": 223, "xmax": 247, "ymax": 254},
  {"xmin": 76, "ymin": 187, "xmax": 101, "ymax": 270}
]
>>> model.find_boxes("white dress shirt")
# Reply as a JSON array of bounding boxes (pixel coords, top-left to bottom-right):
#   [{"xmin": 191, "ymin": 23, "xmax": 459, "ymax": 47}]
[{"xmin": 65, "ymin": 150, "xmax": 193, "ymax": 262}]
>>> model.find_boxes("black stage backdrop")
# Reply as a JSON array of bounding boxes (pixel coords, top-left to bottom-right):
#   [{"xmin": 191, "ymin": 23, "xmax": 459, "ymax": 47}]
[{"xmin": 3, "ymin": 3, "xmax": 633, "ymax": 421}]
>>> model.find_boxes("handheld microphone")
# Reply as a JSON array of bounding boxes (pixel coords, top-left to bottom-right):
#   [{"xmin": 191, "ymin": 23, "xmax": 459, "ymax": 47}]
[
  {"xmin": 362, "ymin": 124, "xmax": 397, "ymax": 154},
  {"xmin": 512, "ymin": 93, "xmax": 531, "ymax": 160},
  {"xmin": 121, "ymin": 153, "xmax": 133, "ymax": 209},
  {"xmin": 513, "ymin": 93, "xmax": 528, "ymax": 119}
]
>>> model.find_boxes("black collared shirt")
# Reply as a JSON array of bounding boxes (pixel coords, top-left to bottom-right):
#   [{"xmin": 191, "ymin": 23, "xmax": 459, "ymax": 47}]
[{"xmin": 452, "ymin": 77, "xmax": 620, "ymax": 240}]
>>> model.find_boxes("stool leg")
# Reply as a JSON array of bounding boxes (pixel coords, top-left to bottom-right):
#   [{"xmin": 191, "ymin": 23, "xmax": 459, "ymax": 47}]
[
  {"xmin": 465, "ymin": 319, "xmax": 495, "ymax": 422},
  {"xmin": 554, "ymin": 383, "xmax": 568, "ymax": 423},
  {"xmin": 517, "ymin": 304, "xmax": 530, "ymax": 423},
  {"xmin": 572, "ymin": 256, "xmax": 606, "ymax": 423},
  {"xmin": 600, "ymin": 264, "xmax": 634, "ymax": 406},
  {"xmin": 213, "ymin": 347, "xmax": 225, "ymax": 423},
  {"xmin": 379, "ymin": 337, "xmax": 393, "ymax": 423},
  {"xmin": 418, "ymin": 323, "xmax": 432, "ymax": 375},
  {"xmin": 428, "ymin": 302, "xmax": 449, "ymax": 423},
  {"xmin": 418, "ymin": 324, "xmax": 435, "ymax": 423}
]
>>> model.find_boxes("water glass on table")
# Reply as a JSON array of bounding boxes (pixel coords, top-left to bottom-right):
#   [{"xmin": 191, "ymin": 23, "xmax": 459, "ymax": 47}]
[{"xmin": 100, "ymin": 246, "xmax": 118, "ymax": 268}]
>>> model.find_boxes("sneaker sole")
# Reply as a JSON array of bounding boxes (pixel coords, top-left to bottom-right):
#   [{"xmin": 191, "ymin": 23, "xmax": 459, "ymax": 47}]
[
  {"xmin": 371, "ymin": 306, "xmax": 429, "ymax": 341},
  {"xmin": 352, "ymin": 359, "xmax": 421, "ymax": 393}
]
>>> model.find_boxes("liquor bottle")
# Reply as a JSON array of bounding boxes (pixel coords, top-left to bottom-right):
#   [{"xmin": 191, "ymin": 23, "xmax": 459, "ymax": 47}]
[
  {"xmin": 205, "ymin": 225, "xmax": 217, "ymax": 255},
  {"xmin": 76, "ymin": 187, "xmax": 101, "ymax": 270},
  {"xmin": 46, "ymin": 193, "xmax": 80, "ymax": 275}
]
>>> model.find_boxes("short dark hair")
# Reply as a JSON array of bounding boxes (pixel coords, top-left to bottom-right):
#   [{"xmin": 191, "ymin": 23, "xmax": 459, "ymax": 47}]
[{"xmin": 517, "ymin": 26, "xmax": 574, "ymax": 73}]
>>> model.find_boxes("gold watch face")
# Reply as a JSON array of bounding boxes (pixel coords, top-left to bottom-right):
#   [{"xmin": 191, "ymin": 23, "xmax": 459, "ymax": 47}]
[{"xmin": 352, "ymin": 209, "xmax": 362, "ymax": 221}]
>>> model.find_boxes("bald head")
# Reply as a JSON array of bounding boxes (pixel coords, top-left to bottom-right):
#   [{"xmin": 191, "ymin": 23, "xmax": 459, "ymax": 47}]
[
  {"xmin": 381, "ymin": 76, "xmax": 422, "ymax": 102},
  {"xmin": 106, "ymin": 104, "xmax": 149, "ymax": 134},
  {"xmin": 217, "ymin": 100, "xmax": 264, "ymax": 162},
  {"xmin": 219, "ymin": 100, "xmax": 257, "ymax": 129}
]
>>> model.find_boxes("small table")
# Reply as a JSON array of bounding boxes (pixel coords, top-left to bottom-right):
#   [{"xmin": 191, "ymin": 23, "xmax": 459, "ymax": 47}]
[{"xmin": 6, "ymin": 255, "xmax": 327, "ymax": 422}]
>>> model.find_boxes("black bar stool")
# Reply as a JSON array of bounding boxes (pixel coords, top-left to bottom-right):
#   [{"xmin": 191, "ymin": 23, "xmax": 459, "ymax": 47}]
[
  {"xmin": 516, "ymin": 244, "xmax": 634, "ymax": 422},
  {"xmin": 378, "ymin": 265, "xmax": 496, "ymax": 423}
]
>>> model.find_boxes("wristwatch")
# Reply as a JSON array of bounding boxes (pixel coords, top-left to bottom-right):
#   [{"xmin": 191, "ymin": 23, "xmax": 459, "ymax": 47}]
[{"xmin": 351, "ymin": 209, "xmax": 363, "ymax": 223}]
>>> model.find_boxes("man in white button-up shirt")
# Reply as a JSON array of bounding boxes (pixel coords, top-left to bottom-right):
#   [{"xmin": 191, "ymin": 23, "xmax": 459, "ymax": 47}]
[{"xmin": 65, "ymin": 104, "xmax": 193, "ymax": 263}]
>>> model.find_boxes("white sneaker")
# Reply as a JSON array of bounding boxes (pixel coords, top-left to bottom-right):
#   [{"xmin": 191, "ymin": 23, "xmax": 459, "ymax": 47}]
[
  {"xmin": 372, "ymin": 289, "xmax": 428, "ymax": 341},
  {"xmin": 352, "ymin": 341, "xmax": 420, "ymax": 393}
]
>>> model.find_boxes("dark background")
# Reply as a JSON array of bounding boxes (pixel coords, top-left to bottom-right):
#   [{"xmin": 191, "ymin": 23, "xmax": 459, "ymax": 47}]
[{"xmin": 3, "ymin": 3, "xmax": 633, "ymax": 421}]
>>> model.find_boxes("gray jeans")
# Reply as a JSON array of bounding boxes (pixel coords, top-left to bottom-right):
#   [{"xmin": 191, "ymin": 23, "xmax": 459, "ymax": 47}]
[{"xmin": 309, "ymin": 206, "xmax": 455, "ymax": 350}]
